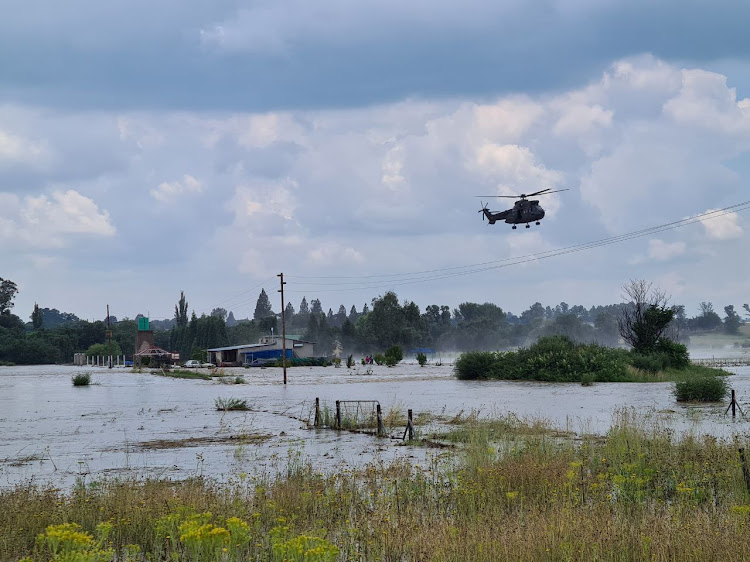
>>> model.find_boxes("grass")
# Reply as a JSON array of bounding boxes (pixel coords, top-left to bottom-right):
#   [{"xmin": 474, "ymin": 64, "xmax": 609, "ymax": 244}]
[
  {"xmin": 214, "ymin": 397, "xmax": 249, "ymax": 411},
  {"xmin": 0, "ymin": 360, "xmax": 15, "ymax": 366},
  {"xmin": 71, "ymin": 372, "xmax": 91, "ymax": 386},
  {"xmin": 158, "ymin": 369, "xmax": 212, "ymax": 380},
  {"xmin": 3, "ymin": 411, "xmax": 750, "ymax": 561}
]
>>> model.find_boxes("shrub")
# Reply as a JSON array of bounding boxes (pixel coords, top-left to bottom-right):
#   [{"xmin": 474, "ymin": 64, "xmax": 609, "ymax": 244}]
[
  {"xmin": 652, "ymin": 338, "xmax": 690, "ymax": 369},
  {"xmin": 454, "ymin": 351, "xmax": 497, "ymax": 380},
  {"xmin": 630, "ymin": 353, "xmax": 664, "ymax": 373},
  {"xmin": 215, "ymin": 397, "xmax": 249, "ymax": 411},
  {"xmin": 346, "ymin": 354, "xmax": 355, "ymax": 368},
  {"xmin": 455, "ymin": 336, "xmax": 630, "ymax": 382},
  {"xmin": 674, "ymin": 376, "xmax": 728, "ymax": 402},
  {"xmin": 373, "ymin": 353, "xmax": 385, "ymax": 366},
  {"xmin": 385, "ymin": 345, "xmax": 403, "ymax": 364},
  {"xmin": 416, "ymin": 352, "xmax": 428, "ymax": 366},
  {"xmin": 581, "ymin": 373, "xmax": 595, "ymax": 386},
  {"xmin": 72, "ymin": 372, "xmax": 91, "ymax": 386}
]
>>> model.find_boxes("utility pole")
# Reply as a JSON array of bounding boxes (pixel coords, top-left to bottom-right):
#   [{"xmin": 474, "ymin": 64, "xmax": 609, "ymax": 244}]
[
  {"xmin": 278, "ymin": 273, "xmax": 287, "ymax": 385},
  {"xmin": 106, "ymin": 304, "xmax": 113, "ymax": 369}
]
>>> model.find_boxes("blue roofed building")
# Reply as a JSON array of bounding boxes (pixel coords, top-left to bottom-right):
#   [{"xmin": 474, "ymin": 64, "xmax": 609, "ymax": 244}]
[{"xmin": 208, "ymin": 336, "xmax": 315, "ymax": 366}]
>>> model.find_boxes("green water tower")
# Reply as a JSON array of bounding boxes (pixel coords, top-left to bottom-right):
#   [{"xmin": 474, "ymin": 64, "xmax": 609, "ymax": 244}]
[{"xmin": 137, "ymin": 317, "xmax": 150, "ymax": 331}]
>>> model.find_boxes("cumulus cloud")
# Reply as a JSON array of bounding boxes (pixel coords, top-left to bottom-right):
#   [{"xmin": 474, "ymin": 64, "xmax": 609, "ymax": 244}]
[
  {"xmin": 0, "ymin": 189, "xmax": 115, "ymax": 249},
  {"xmin": 700, "ymin": 210, "xmax": 743, "ymax": 240},
  {"xmin": 150, "ymin": 174, "xmax": 204, "ymax": 202}
]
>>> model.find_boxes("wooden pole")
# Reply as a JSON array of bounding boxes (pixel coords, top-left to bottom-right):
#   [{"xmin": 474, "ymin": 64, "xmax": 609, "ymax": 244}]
[
  {"xmin": 315, "ymin": 397, "xmax": 320, "ymax": 427},
  {"xmin": 277, "ymin": 273, "xmax": 287, "ymax": 385},
  {"xmin": 732, "ymin": 389, "xmax": 737, "ymax": 417},
  {"xmin": 336, "ymin": 400, "xmax": 341, "ymax": 430},
  {"xmin": 403, "ymin": 409, "xmax": 414, "ymax": 441},
  {"xmin": 377, "ymin": 403, "xmax": 385, "ymax": 437}
]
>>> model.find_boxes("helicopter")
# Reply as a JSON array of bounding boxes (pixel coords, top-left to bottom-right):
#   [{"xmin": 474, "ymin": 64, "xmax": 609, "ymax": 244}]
[{"xmin": 477, "ymin": 188, "xmax": 568, "ymax": 229}]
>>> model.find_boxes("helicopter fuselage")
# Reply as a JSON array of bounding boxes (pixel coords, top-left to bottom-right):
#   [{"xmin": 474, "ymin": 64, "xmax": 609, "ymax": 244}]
[{"xmin": 482, "ymin": 199, "xmax": 545, "ymax": 225}]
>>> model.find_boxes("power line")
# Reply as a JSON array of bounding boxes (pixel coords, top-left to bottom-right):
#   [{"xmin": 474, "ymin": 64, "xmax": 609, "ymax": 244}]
[{"xmin": 284, "ymin": 200, "xmax": 750, "ymax": 293}]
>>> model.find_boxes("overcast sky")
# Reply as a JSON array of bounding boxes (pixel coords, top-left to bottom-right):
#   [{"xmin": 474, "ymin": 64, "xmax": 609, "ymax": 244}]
[{"xmin": 2, "ymin": 0, "xmax": 750, "ymax": 322}]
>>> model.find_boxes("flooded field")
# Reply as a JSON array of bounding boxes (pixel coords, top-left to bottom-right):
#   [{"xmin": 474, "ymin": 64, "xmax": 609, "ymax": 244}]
[{"xmin": 2, "ymin": 362, "xmax": 749, "ymax": 489}]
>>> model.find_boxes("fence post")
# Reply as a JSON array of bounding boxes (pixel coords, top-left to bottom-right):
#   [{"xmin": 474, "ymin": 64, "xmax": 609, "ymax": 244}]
[
  {"xmin": 377, "ymin": 404, "xmax": 385, "ymax": 437},
  {"xmin": 733, "ymin": 390, "xmax": 737, "ymax": 417},
  {"xmin": 315, "ymin": 397, "xmax": 320, "ymax": 427},
  {"xmin": 403, "ymin": 409, "xmax": 414, "ymax": 441},
  {"xmin": 335, "ymin": 400, "xmax": 341, "ymax": 430}
]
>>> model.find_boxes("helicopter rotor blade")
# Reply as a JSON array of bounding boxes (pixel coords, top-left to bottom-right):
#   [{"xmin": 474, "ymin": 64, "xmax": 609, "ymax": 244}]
[
  {"xmin": 525, "ymin": 188, "xmax": 570, "ymax": 197},
  {"xmin": 474, "ymin": 195, "xmax": 521, "ymax": 199}
]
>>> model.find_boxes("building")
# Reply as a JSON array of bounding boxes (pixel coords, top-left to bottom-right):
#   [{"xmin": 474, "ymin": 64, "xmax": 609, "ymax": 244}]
[{"xmin": 207, "ymin": 336, "xmax": 315, "ymax": 366}]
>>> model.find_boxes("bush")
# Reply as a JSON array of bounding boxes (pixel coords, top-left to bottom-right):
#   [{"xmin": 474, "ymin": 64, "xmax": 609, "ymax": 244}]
[
  {"xmin": 346, "ymin": 354, "xmax": 355, "ymax": 368},
  {"xmin": 455, "ymin": 336, "xmax": 631, "ymax": 382},
  {"xmin": 373, "ymin": 353, "xmax": 385, "ymax": 366},
  {"xmin": 652, "ymin": 338, "xmax": 690, "ymax": 369},
  {"xmin": 215, "ymin": 397, "xmax": 249, "ymax": 411},
  {"xmin": 674, "ymin": 376, "xmax": 728, "ymax": 402},
  {"xmin": 630, "ymin": 353, "xmax": 664, "ymax": 373},
  {"xmin": 385, "ymin": 345, "xmax": 403, "ymax": 364},
  {"xmin": 72, "ymin": 372, "xmax": 91, "ymax": 386},
  {"xmin": 416, "ymin": 352, "xmax": 427, "ymax": 367}
]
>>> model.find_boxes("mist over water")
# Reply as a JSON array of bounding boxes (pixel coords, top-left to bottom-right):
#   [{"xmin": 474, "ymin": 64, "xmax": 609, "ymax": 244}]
[{"xmin": 1, "ymin": 362, "xmax": 749, "ymax": 489}]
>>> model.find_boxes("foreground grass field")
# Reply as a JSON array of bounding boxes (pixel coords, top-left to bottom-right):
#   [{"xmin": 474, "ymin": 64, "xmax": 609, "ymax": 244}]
[{"xmin": 2, "ymin": 411, "xmax": 750, "ymax": 561}]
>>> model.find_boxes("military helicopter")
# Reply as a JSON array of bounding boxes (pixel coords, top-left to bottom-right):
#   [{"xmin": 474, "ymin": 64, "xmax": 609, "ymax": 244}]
[{"xmin": 477, "ymin": 188, "xmax": 568, "ymax": 229}]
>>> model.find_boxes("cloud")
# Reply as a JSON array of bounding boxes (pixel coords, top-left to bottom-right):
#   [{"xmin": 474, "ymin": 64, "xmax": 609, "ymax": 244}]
[
  {"xmin": 647, "ymin": 239, "xmax": 686, "ymax": 261},
  {"xmin": 700, "ymin": 210, "xmax": 743, "ymax": 240},
  {"xmin": 150, "ymin": 174, "xmax": 203, "ymax": 202},
  {"xmin": 0, "ymin": 189, "xmax": 115, "ymax": 249}
]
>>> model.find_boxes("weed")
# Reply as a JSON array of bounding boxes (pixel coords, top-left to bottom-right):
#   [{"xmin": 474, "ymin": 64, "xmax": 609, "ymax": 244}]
[
  {"xmin": 72, "ymin": 372, "xmax": 91, "ymax": 386},
  {"xmin": 215, "ymin": 397, "xmax": 249, "ymax": 411},
  {"xmin": 674, "ymin": 375, "xmax": 729, "ymax": 402}
]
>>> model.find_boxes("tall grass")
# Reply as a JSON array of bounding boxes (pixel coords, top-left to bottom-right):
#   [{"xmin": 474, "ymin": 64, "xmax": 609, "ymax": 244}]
[
  {"xmin": 3, "ymin": 412, "xmax": 750, "ymax": 561},
  {"xmin": 71, "ymin": 372, "xmax": 91, "ymax": 386}
]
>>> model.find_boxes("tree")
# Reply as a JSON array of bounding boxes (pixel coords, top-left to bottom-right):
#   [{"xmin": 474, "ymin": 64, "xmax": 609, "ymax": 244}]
[
  {"xmin": 31, "ymin": 303, "xmax": 43, "ymax": 330},
  {"xmin": 253, "ymin": 289, "xmax": 274, "ymax": 320},
  {"xmin": 174, "ymin": 291, "xmax": 189, "ymax": 327},
  {"xmin": 724, "ymin": 305, "xmax": 741, "ymax": 334},
  {"xmin": 310, "ymin": 298, "xmax": 323, "ymax": 318},
  {"xmin": 692, "ymin": 302, "xmax": 723, "ymax": 332},
  {"xmin": 210, "ymin": 308, "xmax": 227, "ymax": 321},
  {"xmin": 0, "ymin": 278, "xmax": 18, "ymax": 315},
  {"xmin": 744, "ymin": 304, "xmax": 750, "ymax": 319},
  {"xmin": 617, "ymin": 280, "xmax": 674, "ymax": 353},
  {"xmin": 284, "ymin": 302, "xmax": 295, "ymax": 320},
  {"xmin": 226, "ymin": 311, "xmax": 237, "ymax": 327}
]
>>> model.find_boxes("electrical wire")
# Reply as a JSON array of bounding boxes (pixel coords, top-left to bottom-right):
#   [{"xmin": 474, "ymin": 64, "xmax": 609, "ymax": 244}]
[{"xmin": 283, "ymin": 200, "xmax": 750, "ymax": 293}]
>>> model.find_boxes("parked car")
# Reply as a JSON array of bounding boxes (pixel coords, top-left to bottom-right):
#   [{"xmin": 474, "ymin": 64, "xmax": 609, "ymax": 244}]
[
  {"xmin": 200, "ymin": 362, "xmax": 215, "ymax": 368},
  {"xmin": 184, "ymin": 360, "xmax": 201, "ymax": 368}
]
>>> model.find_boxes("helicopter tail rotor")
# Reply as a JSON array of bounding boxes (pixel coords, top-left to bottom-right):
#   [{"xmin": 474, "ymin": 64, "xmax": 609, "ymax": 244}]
[{"xmin": 478, "ymin": 202, "xmax": 495, "ymax": 224}]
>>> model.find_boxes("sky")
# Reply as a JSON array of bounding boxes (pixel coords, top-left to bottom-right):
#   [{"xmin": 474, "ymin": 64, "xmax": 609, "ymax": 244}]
[{"xmin": 2, "ymin": 0, "xmax": 750, "ymax": 322}]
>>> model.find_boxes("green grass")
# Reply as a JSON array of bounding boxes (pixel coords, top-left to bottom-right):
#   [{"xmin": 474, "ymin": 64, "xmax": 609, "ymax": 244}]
[
  {"xmin": 71, "ymin": 372, "xmax": 91, "ymax": 386},
  {"xmin": 0, "ymin": 360, "xmax": 15, "ymax": 366},
  {"xmin": 674, "ymin": 375, "xmax": 729, "ymax": 402},
  {"xmin": 3, "ymin": 411, "xmax": 750, "ymax": 561},
  {"xmin": 214, "ymin": 397, "xmax": 249, "ymax": 411},
  {"xmin": 158, "ymin": 369, "xmax": 212, "ymax": 380}
]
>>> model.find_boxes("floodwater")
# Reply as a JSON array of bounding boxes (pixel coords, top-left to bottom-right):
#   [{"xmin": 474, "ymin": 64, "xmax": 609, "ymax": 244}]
[{"xmin": 1, "ymin": 361, "xmax": 749, "ymax": 489}]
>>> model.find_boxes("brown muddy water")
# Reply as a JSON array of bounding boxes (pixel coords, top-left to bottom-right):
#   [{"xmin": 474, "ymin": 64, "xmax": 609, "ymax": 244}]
[{"xmin": 1, "ymin": 362, "xmax": 749, "ymax": 489}]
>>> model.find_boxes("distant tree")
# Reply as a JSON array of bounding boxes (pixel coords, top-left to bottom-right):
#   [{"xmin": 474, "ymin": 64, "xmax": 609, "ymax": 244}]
[
  {"xmin": 174, "ymin": 291, "xmax": 189, "ymax": 327},
  {"xmin": 692, "ymin": 302, "xmax": 723, "ymax": 332},
  {"xmin": 298, "ymin": 297, "xmax": 310, "ymax": 318},
  {"xmin": 210, "ymin": 307, "xmax": 227, "ymax": 321},
  {"xmin": 520, "ymin": 302, "xmax": 546, "ymax": 326},
  {"xmin": 617, "ymin": 280, "xmax": 674, "ymax": 352},
  {"xmin": 362, "ymin": 303, "xmax": 370, "ymax": 315},
  {"xmin": 253, "ymin": 289, "xmax": 274, "ymax": 320},
  {"xmin": 724, "ymin": 305, "xmax": 741, "ymax": 334},
  {"xmin": 284, "ymin": 302, "xmax": 295, "ymax": 320},
  {"xmin": 31, "ymin": 303, "xmax": 43, "ymax": 330},
  {"xmin": 40, "ymin": 308, "xmax": 80, "ymax": 329},
  {"xmin": 744, "ymin": 303, "xmax": 750, "ymax": 319},
  {"xmin": 226, "ymin": 311, "xmax": 237, "ymax": 327},
  {"xmin": 310, "ymin": 298, "xmax": 323, "ymax": 318},
  {"xmin": 335, "ymin": 304, "xmax": 347, "ymax": 326},
  {"xmin": 349, "ymin": 305, "xmax": 359, "ymax": 323},
  {"xmin": 327, "ymin": 308, "xmax": 334, "ymax": 322},
  {"xmin": 594, "ymin": 310, "xmax": 620, "ymax": 347},
  {"xmin": 0, "ymin": 278, "xmax": 18, "ymax": 315},
  {"xmin": 258, "ymin": 316, "xmax": 277, "ymax": 334}
]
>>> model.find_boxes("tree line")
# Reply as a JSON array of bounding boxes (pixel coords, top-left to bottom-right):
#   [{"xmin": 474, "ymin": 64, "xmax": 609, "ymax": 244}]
[{"xmin": 0, "ymin": 276, "xmax": 747, "ymax": 365}]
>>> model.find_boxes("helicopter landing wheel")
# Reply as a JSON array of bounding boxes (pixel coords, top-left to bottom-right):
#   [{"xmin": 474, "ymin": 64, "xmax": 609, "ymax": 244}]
[
  {"xmin": 535, "ymin": 221, "xmax": 540, "ymax": 225},
  {"xmin": 525, "ymin": 224, "xmax": 530, "ymax": 228},
  {"xmin": 512, "ymin": 225, "xmax": 517, "ymax": 230}
]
